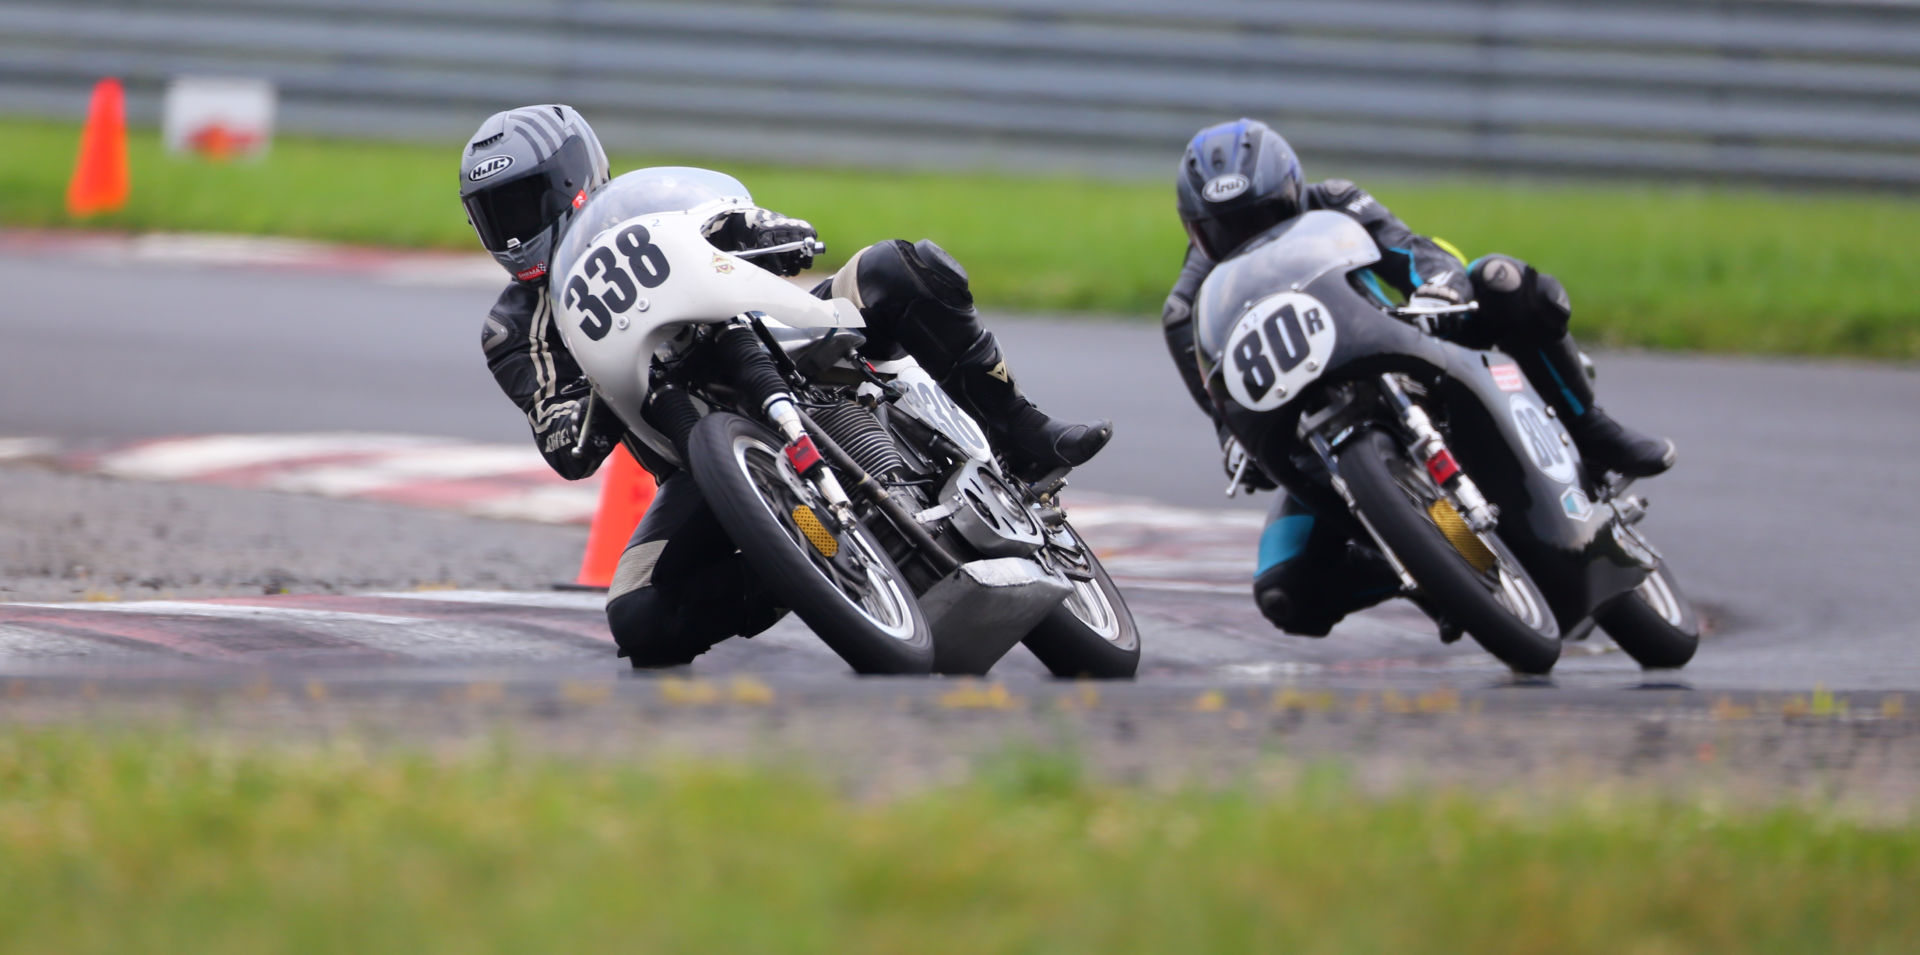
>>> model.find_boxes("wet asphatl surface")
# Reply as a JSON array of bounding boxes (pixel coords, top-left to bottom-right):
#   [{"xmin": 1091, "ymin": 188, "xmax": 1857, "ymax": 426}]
[{"xmin": 1, "ymin": 242, "xmax": 1918, "ymax": 699}]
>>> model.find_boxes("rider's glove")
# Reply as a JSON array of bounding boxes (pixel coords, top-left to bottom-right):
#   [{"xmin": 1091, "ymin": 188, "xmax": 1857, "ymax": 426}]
[
  {"xmin": 742, "ymin": 208, "xmax": 818, "ymax": 277},
  {"xmin": 539, "ymin": 398, "xmax": 614, "ymax": 459},
  {"xmin": 1221, "ymin": 432, "xmax": 1278, "ymax": 495},
  {"xmin": 1405, "ymin": 282, "xmax": 1471, "ymax": 340}
]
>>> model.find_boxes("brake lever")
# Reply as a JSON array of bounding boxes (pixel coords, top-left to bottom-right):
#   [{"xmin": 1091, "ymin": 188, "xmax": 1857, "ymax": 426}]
[
  {"xmin": 734, "ymin": 237, "xmax": 828, "ymax": 260},
  {"xmin": 569, "ymin": 393, "xmax": 597, "ymax": 458},
  {"xmin": 1390, "ymin": 301, "xmax": 1479, "ymax": 319},
  {"xmin": 1225, "ymin": 454, "xmax": 1250, "ymax": 498}
]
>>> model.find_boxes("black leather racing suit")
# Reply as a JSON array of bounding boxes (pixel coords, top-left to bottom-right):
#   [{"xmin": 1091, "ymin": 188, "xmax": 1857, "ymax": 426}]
[
  {"xmin": 481, "ymin": 278, "xmax": 635, "ymax": 480},
  {"xmin": 1162, "ymin": 179, "xmax": 1583, "ymax": 636}
]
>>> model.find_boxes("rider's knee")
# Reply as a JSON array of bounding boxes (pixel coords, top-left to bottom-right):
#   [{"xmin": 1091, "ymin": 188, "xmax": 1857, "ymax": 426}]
[
  {"xmin": 837, "ymin": 239, "xmax": 975, "ymax": 318},
  {"xmin": 1253, "ymin": 566, "xmax": 1338, "ymax": 637},
  {"xmin": 606, "ymin": 586, "xmax": 698, "ymax": 668},
  {"xmin": 606, "ymin": 539, "xmax": 701, "ymax": 667},
  {"xmin": 1468, "ymin": 254, "xmax": 1571, "ymax": 346}
]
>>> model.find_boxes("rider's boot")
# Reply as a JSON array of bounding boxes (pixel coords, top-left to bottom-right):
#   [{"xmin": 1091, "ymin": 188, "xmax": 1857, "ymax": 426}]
[
  {"xmin": 1518, "ymin": 334, "xmax": 1676, "ymax": 478},
  {"xmin": 856, "ymin": 239, "xmax": 1110, "ymax": 479},
  {"xmin": 942, "ymin": 331, "xmax": 1113, "ymax": 480}
]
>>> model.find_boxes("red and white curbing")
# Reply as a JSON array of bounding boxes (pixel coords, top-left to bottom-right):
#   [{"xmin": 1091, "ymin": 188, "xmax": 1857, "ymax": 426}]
[
  {"xmin": 0, "ymin": 229, "xmax": 505, "ymax": 287},
  {"xmin": 0, "ymin": 590, "xmax": 621, "ymax": 665},
  {"xmin": 0, "ymin": 229, "xmax": 833, "ymax": 290},
  {"xmin": 3, "ymin": 432, "xmax": 1267, "ymax": 594}
]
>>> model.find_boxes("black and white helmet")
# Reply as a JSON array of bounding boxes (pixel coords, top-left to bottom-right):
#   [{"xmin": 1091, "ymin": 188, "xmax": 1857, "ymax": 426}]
[
  {"xmin": 1175, "ymin": 118, "xmax": 1305, "ymax": 262},
  {"xmin": 460, "ymin": 104, "xmax": 611, "ymax": 282}
]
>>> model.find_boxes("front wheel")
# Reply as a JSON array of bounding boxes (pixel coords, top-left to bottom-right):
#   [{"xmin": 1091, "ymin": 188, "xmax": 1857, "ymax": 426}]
[
  {"xmin": 1596, "ymin": 560, "xmax": 1699, "ymax": 669},
  {"xmin": 685, "ymin": 412, "xmax": 934, "ymax": 675},
  {"xmin": 1021, "ymin": 523, "xmax": 1140, "ymax": 679},
  {"xmin": 1335, "ymin": 427, "xmax": 1562, "ymax": 674}
]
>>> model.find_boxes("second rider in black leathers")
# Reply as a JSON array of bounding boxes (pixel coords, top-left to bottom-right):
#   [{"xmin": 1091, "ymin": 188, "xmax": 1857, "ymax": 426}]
[
  {"xmin": 1164, "ymin": 119, "xmax": 1677, "ymax": 637},
  {"xmin": 459, "ymin": 104, "xmax": 1112, "ymax": 667}
]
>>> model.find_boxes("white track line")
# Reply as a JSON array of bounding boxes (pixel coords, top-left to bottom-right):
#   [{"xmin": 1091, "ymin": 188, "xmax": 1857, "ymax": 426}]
[
  {"xmin": 3, "ymin": 600, "xmax": 600, "ymax": 661},
  {"xmin": 0, "ymin": 624, "xmax": 164, "ymax": 660},
  {"xmin": 262, "ymin": 446, "xmax": 553, "ymax": 496},
  {"xmin": 0, "ymin": 438, "xmax": 56, "ymax": 461},
  {"xmin": 367, "ymin": 590, "xmax": 610, "ymax": 610},
  {"xmin": 96, "ymin": 434, "xmax": 460, "ymax": 481}
]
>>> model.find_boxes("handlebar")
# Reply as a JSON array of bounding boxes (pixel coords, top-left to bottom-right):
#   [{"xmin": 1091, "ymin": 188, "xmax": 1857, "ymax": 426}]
[
  {"xmin": 1388, "ymin": 300, "xmax": 1478, "ymax": 319},
  {"xmin": 734, "ymin": 237, "xmax": 828, "ymax": 260}
]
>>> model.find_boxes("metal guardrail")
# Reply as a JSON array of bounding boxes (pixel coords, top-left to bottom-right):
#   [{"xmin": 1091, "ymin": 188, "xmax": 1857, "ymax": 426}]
[{"xmin": 3, "ymin": 0, "xmax": 1917, "ymax": 185}]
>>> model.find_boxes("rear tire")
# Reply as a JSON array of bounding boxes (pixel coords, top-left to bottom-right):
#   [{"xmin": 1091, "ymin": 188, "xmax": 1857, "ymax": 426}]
[
  {"xmin": 1022, "ymin": 525, "xmax": 1140, "ymax": 679},
  {"xmin": 1596, "ymin": 560, "xmax": 1699, "ymax": 669},
  {"xmin": 685, "ymin": 412, "xmax": 934, "ymax": 675},
  {"xmin": 1335, "ymin": 428, "xmax": 1562, "ymax": 674}
]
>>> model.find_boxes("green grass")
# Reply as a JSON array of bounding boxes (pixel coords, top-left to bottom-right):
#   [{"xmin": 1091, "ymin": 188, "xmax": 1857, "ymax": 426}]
[
  {"xmin": 7, "ymin": 116, "xmax": 1918, "ymax": 357},
  {"xmin": 0, "ymin": 729, "xmax": 1914, "ymax": 954}
]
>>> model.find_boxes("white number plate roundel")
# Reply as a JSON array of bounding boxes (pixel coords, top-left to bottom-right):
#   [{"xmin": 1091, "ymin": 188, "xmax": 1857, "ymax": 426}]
[
  {"xmin": 1507, "ymin": 393, "xmax": 1577, "ymax": 485},
  {"xmin": 1222, "ymin": 292, "xmax": 1338, "ymax": 412}
]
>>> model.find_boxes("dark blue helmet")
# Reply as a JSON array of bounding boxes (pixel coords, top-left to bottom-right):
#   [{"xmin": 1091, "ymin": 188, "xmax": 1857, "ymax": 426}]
[{"xmin": 1175, "ymin": 119, "xmax": 1305, "ymax": 261}]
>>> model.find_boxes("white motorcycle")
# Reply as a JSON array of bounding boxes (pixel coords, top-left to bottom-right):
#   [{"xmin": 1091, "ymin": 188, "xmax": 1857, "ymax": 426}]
[{"xmin": 549, "ymin": 168, "xmax": 1139, "ymax": 677}]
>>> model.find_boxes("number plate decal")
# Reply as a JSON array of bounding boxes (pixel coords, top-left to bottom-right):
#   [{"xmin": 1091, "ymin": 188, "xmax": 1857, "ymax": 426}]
[
  {"xmin": 894, "ymin": 366, "xmax": 994, "ymax": 462},
  {"xmin": 1508, "ymin": 393, "xmax": 1577, "ymax": 485},
  {"xmin": 1221, "ymin": 292, "xmax": 1337, "ymax": 412},
  {"xmin": 559, "ymin": 223, "xmax": 672, "ymax": 342}
]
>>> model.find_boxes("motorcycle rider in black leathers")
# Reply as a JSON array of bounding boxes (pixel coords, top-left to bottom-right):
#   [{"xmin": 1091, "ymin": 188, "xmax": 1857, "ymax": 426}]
[
  {"xmin": 460, "ymin": 105, "xmax": 1112, "ymax": 667},
  {"xmin": 1165, "ymin": 119, "xmax": 1677, "ymax": 637}
]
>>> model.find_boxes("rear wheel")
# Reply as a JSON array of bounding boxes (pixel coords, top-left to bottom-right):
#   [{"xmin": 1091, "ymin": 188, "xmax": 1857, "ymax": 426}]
[
  {"xmin": 685, "ymin": 412, "xmax": 934, "ymax": 675},
  {"xmin": 1335, "ymin": 427, "xmax": 1562, "ymax": 674},
  {"xmin": 1596, "ymin": 560, "xmax": 1699, "ymax": 669},
  {"xmin": 1021, "ymin": 523, "xmax": 1140, "ymax": 679}
]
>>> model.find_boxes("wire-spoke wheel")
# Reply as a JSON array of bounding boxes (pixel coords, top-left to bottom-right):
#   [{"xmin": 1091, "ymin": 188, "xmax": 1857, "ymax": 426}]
[
  {"xmin": 686, "ymin": 412, "xmax": 933, "ymax": 674},
  {"xmin": 1336, "ymin": 427, "xmax": 1561, "ymax": 674},
  {"xmin": 1596, "ymin": 559, "xmax": 1699, "ymax": 669},
  {"xmin": 1021, "ymin": 521, "xmax": 1140, "ymax": 679}
]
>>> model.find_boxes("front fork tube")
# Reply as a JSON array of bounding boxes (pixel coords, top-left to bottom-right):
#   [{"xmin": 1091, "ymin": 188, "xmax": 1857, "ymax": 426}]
[
  {"xmin": 1376, "ymin": 374, "xmax": 1497, "ymax": 533},
  {"xmin": 723, "ymin": 318, "xmax": 858, "ymax": 528},
  {"xmin": 1309, "ymin": 429, "xmax": 1420, "ymax": 594}
]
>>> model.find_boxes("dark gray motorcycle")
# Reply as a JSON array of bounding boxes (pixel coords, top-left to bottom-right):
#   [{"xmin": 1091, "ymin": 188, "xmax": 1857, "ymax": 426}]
[{"xmin": 1195, "ymin": 211, "xmax": 1698, "ymax": 674}]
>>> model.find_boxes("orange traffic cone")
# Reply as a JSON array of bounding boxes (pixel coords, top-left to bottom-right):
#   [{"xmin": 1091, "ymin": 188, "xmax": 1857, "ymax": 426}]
[
  {"xmin": 67, "ymin": 78, "xmax": 130, "ymax": 218},
  {"xmin": 568, "ymin": 445, "xmax": 657, "ymax": 590}
]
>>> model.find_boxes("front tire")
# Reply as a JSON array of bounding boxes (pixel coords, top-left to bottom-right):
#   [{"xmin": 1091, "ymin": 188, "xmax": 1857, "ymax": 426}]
[
  {"xmin": 685, "ymin": 412, "xmax": 934, "ymax": 675},
  {"xmin": 1022, "ymin": 524, "xmax": 1140, "ymax": 679},
  {"xmin": 1335, "ymin": 427, "xmax": 1562, "ymax": 674},
  {"xmin": 1596, "ymin": 560, "xmax": 1699, "ymax": 669}
]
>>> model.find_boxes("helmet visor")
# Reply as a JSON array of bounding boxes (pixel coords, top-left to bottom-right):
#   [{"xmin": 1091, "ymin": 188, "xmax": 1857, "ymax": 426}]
[
  {"xmin": 1186, "ymin": 191, "xmax": 1301, "ymax": 262},
  {"xmin": 463, "ymin": 137, "xmax": 592, "ymax": 253}
]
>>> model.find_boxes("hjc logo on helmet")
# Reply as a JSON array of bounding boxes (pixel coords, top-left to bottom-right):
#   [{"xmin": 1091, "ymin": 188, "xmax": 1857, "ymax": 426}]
[
  {"xmin": 1202, "ymin": 174, "xmax": 1251, "ymax": 203},
  {"xmin": 468, "ymin": 155, "xmax": 515, "ymax": 182}
]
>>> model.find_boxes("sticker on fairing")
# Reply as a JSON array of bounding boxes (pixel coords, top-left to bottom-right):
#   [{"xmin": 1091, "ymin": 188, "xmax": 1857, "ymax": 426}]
[
  {"xmin": 1560, "ymin": 486, "xmax": 1594, "ymax": 522},
  {"xmin": 1220, "ymin": 291, "xmax": 1337, "ymax": 412},
  {"xmin": 1490, "ymin": 363, "xmax": 1525, "ymax": 392},
  {"xmin": 1508, "ymin": 393, "xmax": 1577, "ymax": 485},
  {"xmin": 893, "ymin": 365, "xmax": 994, "ymax": 462}
]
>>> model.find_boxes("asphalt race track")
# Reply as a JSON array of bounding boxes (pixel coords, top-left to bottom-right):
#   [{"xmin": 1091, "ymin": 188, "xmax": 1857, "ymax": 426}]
[{"xmin": 3, "ymin": 238, "xmax": 1918, "ymax": 697}]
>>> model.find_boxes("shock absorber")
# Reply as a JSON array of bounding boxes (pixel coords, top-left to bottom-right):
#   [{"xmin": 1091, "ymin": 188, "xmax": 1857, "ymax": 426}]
[
  {"xmin": 715, "ymin": 319, "xmax": 857, "ymax": 517},
  {"xmin": 1378, "ymin": 374, "xmax": 1497, "ymax": 533}
]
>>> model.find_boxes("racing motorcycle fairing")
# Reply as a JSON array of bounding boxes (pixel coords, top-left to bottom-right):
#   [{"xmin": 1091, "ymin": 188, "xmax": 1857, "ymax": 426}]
[
  {"xmin": 1194, "ymin": 212, "xmax": 1444, "ymax": 477},
  {"xmin": 1193, "ymin": 211, "xmax": 1648, "ymax": 629},
  {"xmin": 1427, "ymin": 343, "xmax": 1651, "ymax": 626},
  {"xmin": 549, "ymin": 167, "xmax": 865, "ymax": 466}
]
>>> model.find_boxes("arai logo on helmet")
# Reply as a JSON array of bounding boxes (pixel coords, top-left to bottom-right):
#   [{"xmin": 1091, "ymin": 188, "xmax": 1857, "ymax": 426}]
[
  {"xmin": 1202, "ymin": 174, "xmax": 1251, "ymax": 203},
  {"xmin": 468, "ymin": 155, "xmax": 514, "ymax": 182}
]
